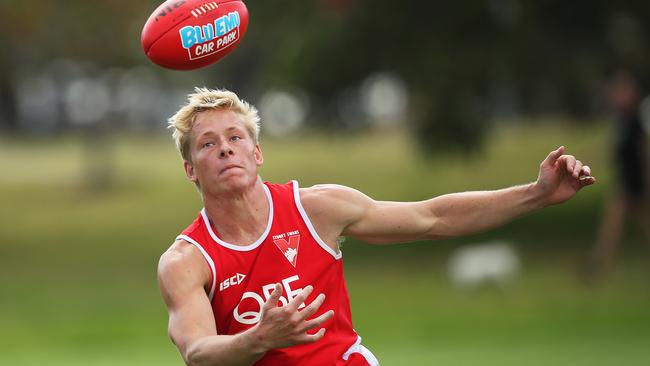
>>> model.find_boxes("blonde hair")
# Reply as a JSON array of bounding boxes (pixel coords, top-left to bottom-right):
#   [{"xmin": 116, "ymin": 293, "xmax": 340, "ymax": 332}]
[{"xmin": 168, "ymin": 87, "xmax": 261, "ymax": 162}]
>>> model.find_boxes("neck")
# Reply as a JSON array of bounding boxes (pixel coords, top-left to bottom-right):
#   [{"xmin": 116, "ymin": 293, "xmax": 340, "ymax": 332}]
[{"xmin": 202, "ymin": 176, "xmax": 270, "ymax": 246}]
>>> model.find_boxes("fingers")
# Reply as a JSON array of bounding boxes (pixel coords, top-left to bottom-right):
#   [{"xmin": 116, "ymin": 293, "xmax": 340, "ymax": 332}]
[
  {"xmin": 299, "ymin": 309, "xmax": 335, "ymax": 332},
  {"xmin": 287, "ymin": 285, "xmax": 314, "ymax": 310},
  {"xmin": 256, "ymin": 284, "xmax": 332, "ymax": 348},
  {"xmin": 540, "ymin": 146, "xmax": 596, "ymax": 190},
  {"xmin": 542, "ymin": 146, "xmax": 565, "ymax": 166},
  {"xmin": 262, "ymin": 283, "xmax": 283, "ymax": 311},
  {"xmin": 579, "ymin": 165, "xmax": 596, "ymax": 186},
  {"xmin": 565, "ymin": 157, "xmax": 596, "ymax": 185},
  {"xmin": 571, "ymin": 159, "xmax": 582, "ymax": 178},
  {"xmin": 553, "ymin": 148, "xmax": 588, "ymax": 178},
  {"xmin": 579, "ymin": 175, "xmax": 596, "ymax": 185},
  {"xmin": 295, "ymin": 311, "xmax": 334, "ymax": 344},
  {"xmin": 558, "ymin": 154, "xmax": 575, "ymax": 174},
  {"xmin": 298, "ymin": 327, "xmax": 327, "ymax": 344},
  {"xmin": 298, "ymin": 293, "xmax": 326, "ymax": 320},
  {"xmin": 562, "ymin": 154, "xmax": 594, "ymax": 180}
]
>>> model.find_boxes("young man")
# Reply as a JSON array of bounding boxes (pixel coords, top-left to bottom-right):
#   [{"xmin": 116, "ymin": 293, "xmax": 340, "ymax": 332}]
[
  {"xmin": 158, "ymin": 88, "xmax": 595, "ymax": 366},
  {"xmin": 592, "ymin": 70, "xmax": 650, "ymax": 272}
]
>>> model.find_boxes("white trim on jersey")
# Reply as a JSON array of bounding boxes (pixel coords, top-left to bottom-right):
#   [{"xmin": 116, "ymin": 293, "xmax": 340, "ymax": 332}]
[
  {"xmin": 291, "ymin": 180, "xmax": 343, "ymax": 260},
  {"xmin": 342, "ymin": 336, "xmax": 380, "ymax": 366},
  {"xmin": 201, "ymin": 183, "xmax": 274, "ymax": 251},
  {"xmin": 176, "ymin": 234, "xmax": 217, "ymax": 301}
]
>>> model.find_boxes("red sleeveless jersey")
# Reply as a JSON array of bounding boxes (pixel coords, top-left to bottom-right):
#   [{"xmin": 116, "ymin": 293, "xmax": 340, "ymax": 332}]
[{"xmin": 177, "ymin": 181, "xmax": 379, "ymax": 366}]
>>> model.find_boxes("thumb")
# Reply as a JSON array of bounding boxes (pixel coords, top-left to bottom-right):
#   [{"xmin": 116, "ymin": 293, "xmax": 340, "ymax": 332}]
[{"xmin": 541, "ymin": 146, "xmax": 565, "ymax": 167}]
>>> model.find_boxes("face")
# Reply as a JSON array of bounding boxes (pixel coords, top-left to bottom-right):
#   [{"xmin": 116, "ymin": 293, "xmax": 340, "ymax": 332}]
[{"xmin": 184, "ymin": 109, "xmax": 263, "ymax": 195}]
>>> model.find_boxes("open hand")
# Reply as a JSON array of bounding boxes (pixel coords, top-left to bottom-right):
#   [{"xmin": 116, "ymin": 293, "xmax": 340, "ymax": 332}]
[{"xmin": 251, "ymin": 284, "xmax": 334, "ymax": 351}]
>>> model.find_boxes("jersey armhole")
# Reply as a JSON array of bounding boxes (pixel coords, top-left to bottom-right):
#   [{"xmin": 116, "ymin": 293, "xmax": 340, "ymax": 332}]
[
  {"xmin": 291, "ymin": 180, "xmax": 343, "ymax": 260},
  {"xmin": 176, "ymin": 234, "xmax": 217, "ymax": 301}
]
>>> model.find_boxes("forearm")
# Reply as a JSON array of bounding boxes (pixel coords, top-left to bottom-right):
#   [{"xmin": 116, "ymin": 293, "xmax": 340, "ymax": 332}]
[
  {"xmin": 426, "ymin": 182, "xmax": 546, "ymax": 238},
  {"xmin": 183, "ymin": 328, "xmax": 266, "ymax": 366}
]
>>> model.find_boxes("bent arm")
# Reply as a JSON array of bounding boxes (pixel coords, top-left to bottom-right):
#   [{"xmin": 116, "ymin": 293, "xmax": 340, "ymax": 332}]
[
  {"xmin": 158, "ymin": 242, "xmax": 265, "ymax": 366},
  {"xmin": 159, "ymin": 241, "xmax": 333, "ymax": 366}
]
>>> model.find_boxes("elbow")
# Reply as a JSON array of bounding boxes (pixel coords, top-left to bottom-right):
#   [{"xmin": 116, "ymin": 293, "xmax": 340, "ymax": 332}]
[
  {"xmin": 182, "ymin": 341, "xmax": 206, "ymax": 366},
  {"xmin": 181, "ymin": 347, "xmax": 194, "ymax": 366},
  {"xmin": 425, "ymin": 218, "xmax": 458, "ymax": 240}
]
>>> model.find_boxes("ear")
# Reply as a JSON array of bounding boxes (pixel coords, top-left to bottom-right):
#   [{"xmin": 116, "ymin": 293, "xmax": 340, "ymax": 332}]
[
  {"xmin": 183, "ymin": 160, "xmax": 198, "ymax": 183},
  {"xmin": 254, "ymin": 144, "xmax": 264, "ymax": 166}
]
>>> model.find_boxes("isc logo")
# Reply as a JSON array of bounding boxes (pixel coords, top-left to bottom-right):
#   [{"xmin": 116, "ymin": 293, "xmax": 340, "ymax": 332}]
[{"xmin": 219, "ymin": 273, "xmax": 246, "ymax": 291}]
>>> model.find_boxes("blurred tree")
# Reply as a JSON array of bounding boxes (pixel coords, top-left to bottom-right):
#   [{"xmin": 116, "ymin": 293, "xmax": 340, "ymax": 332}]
[
  {"xmin": 244, "ymin": 0, "xmax": 650, "ymax": 153},
  {"xmin": 2, "ymin": 0, "xmax": 650, "ymax": 155}
]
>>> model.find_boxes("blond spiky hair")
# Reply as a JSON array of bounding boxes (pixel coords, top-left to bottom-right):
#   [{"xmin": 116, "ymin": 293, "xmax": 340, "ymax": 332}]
[{"xmin": 168, "ymin": 87, "xmax": 261, "ymax": 162}]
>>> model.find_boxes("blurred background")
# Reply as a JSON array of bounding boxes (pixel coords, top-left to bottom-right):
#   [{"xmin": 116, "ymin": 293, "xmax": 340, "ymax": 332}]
[{"xmin": 1, "ymin": 0, "xmax": 649, "ymax": 365}]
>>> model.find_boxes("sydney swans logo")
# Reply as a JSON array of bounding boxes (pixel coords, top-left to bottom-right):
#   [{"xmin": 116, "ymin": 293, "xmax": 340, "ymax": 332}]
[{"xmin": 273, "ymin": 231, "xmax": 300, "ymax": 267}]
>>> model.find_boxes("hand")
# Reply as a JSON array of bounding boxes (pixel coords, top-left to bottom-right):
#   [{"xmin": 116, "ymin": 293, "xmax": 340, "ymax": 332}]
[
  {"xmin": 250, "ymin": 284, "xmax": 334, "ymax": 352},
  {"xmin": 535, "ymin": 146, "xmax": 596, "ymax": 206}
]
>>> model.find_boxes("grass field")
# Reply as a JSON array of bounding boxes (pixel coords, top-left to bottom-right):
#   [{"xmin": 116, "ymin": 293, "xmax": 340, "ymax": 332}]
[{"xmin": 1, "ymin": 122, "xmax": 649, "ymax": 365}]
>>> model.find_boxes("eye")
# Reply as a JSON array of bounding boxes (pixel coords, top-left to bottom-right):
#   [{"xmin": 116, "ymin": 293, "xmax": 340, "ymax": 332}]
[
  {"xmin": 201, "ymin": 142, "xmax": 215, "ymax": 149},
  {"xmin": 230, "ymin": 135, "xmax": 242, "ymax": 141}
]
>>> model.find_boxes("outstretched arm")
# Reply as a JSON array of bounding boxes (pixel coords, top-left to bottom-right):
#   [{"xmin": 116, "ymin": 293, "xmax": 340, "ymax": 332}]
[
  {"xmin": 158, "ymin": 241, "xmax": 333, "ymax": 366},
  {"xmin": 302, "ymin": 146, "xmax": 595, "ymax": 244}
]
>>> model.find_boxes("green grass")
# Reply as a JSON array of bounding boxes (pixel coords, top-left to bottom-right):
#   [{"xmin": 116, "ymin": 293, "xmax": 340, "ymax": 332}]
[
  {"xmin": 348, "ymin": 263, "xmax": 650, "ymax": 366},
  {"xmin": 1, "ymin": 122, "xmax": 649, "ymax": 365}
]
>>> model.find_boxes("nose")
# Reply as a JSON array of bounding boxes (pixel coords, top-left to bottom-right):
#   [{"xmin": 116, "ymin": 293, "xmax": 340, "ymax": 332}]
[{"xmin": 219, "ymin": 144, "xmax": 234, "ymax": 158}]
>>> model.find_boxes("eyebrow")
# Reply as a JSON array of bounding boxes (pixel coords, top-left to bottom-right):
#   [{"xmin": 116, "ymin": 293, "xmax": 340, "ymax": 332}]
[
  {"xmin": 196, "ymin": 126, "xmax": 244, "ymax": 139},
  {"xmin": 196, "ymin": 130, "xmax": 216, "ymax": 140},
  {"xmin": 225, "ymin": 126, "xmax": 245, "ymax": 133}
]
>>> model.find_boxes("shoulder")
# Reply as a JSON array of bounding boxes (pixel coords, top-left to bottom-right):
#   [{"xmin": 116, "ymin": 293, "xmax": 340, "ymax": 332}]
[
  {"xmin": 158, "ymin": 240, "xmax": 211, "ymax": 291},
  {"xmin": 298, "ymin": 184, "xmax": 375, "ymax": 226},
  {"xmin": 299, "ymin": 184, "xmax": 372, "ymax": 204}
]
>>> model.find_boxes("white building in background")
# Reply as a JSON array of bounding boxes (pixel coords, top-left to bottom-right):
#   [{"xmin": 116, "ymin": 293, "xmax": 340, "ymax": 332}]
[
  {"xmin": 447, "ymin": 241, "xmax": 521, "ymax": 288},
  {"xmin": 360, "ymin": 72, "xmax": 408, "ymax": 128},
  {"xmin": 259, "ymin": 89, "xmax": 309, "ymax": 137}
]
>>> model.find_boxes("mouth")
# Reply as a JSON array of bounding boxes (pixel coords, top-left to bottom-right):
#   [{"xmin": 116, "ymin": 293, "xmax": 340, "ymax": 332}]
[{"xmin": 220, "ymin": 164, "xmax": 242, "ymax": 174}]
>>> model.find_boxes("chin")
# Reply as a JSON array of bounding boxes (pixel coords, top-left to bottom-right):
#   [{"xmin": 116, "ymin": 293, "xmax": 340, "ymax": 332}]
[{"xmin": 213, "ymin": 174, "xmax": 256, "ymax": 194}]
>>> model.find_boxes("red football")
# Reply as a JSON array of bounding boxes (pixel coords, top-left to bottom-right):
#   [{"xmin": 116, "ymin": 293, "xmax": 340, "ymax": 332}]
[{"xmin": 141, "ymin": 0, "xmax": 249, "ymax": 70}]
